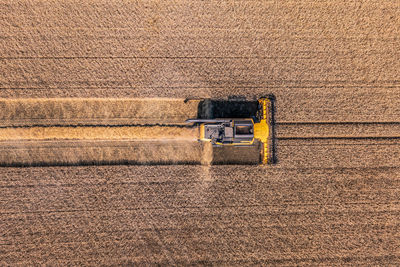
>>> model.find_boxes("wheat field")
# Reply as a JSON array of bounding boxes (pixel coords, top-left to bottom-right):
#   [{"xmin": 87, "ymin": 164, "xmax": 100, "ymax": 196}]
[{"xmin": 1, "ymin": 0, "xmax": 400, "ymax": 265}]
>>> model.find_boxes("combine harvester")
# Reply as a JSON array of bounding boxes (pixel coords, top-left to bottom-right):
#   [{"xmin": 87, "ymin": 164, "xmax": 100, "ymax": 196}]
[{"xmin": 186, "ymin": 96, "xmax": 276, "ymax": 164}]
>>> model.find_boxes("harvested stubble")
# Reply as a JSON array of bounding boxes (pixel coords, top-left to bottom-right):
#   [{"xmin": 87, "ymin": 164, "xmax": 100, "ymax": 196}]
[
  {"xmin": 0, "ymin": 98, "xmax": 200, "ymax": 126},
  {"xmin": 0, "ymin": 98, "xmax": 202, "ymax": 165}
]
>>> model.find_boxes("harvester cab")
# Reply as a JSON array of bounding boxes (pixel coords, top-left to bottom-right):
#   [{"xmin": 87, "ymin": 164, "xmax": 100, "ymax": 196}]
[{"xmin": 186, "ymin": 97, "xmax": 274, "ymax": 164}]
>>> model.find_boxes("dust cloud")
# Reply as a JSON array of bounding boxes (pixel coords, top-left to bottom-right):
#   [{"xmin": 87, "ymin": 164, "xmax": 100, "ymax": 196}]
[
  {"xmin": 200, "ymin": 142, "xmax": 214, "ymax": 182},
  {"xmin": 200, "ymin": 142, "xmax": 213, "ymax": 166},
  {"xmin": 0, "ymin": 126, "xmax": 198, "ymax": 141},
  {"xmin": 0, "ymin": 125, "xmax": 201, "ymax": 165}
]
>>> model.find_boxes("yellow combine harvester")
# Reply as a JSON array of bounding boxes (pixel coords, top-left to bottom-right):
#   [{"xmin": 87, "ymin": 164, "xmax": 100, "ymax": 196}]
[{"xmin": 186, "ymin": 96, "xmax": 275, "ymax": 164}]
